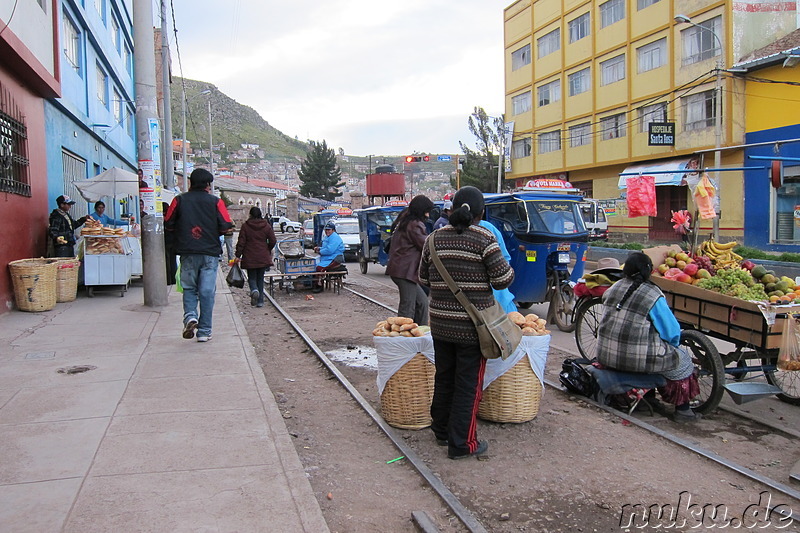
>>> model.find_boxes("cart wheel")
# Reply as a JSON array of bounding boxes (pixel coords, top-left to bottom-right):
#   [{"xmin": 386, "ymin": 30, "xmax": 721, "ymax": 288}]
[
  {"xmin": 681, "ymin": 330, "xmax": 725, "ymax": 414},
  {"xmin": 574, "ymin": 297, "xmax": 604, "ymax": 360},
  {"xmin": 516, "ymin": 302, "xmax": 533, "ymax": 309},
  {"xmin": 551, "ymin": 282, "xmax": 576, "ymax": 333},
  {"xmin": 359, "ymin": 257, "xmax": 368, "ymax": 275},
  {"xmin": 762, "ymin": 354, "xmax": 800, "ymax": 405},
  {"xmin": 87, "ymin": 287, "xmax": 94, "ymax": 298}
]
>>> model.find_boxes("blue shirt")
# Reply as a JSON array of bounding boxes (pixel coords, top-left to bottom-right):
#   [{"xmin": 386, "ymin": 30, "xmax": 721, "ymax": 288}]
[
  {"xmin": 317, "ymin": 231, "xmax": 345, "ymax": 267},
  {"xmin": 478, "ymin": 220, "xmax": 516, "ymax": 313},
  {"xmin": 649, "ymin": 297, "xmax": 681, "ymax": 346},
  {"xmin": 90, "ymin": 212, "xmax": 128, "ymax": 226}
]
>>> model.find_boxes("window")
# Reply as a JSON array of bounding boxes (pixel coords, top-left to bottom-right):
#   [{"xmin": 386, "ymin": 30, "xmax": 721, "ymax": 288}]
[
  {"xmin": 62, "ymin": 151, "xmax": 88, "ymax": 218},
  {"xmin": 683, "ymin": 90, "xmax": 716, "ymax": 130},
  {"xmin": 94, "ymin": 0, "xmax": 105, "ymax": 22},
  {"xmin": 63, "ymin": 15, "xmax": 81, "ymax": 73},
  {"xmin": 637, "ymin": 103, "xmax": 667, "ymax": 132},
  {"xmin": 96, "ymin": 65, "xmax": 108, "ymax": 107},
  {"xmin": 568, "ymin": 68, "xmax": 590, "ymax": 96},
  {"xmin": 126, "ymin": 107, "xmax": 135, "ymax": 137},
  {"xmin": 600, "ymin": 55, "xmax": 625, "ymax": 85},
  {"xmin": 537, "ymin": 79, "xmax": 561, "ymax": 107},
  {"xmin": 537, "ymin": 29, "xmax": 560, "ymax": 58},
  {"xmin": 512, "ymin": 138, "xmax": 532, "ymax": 159},
  {"xmin": 637, "ymin": 0, "xmax": 661, "ymax": 10},
  {"xmin": 637, "ymin": 38, "xmax": 666, "ymax": 73},
  {"xmin": 113, "ymin": 89, "xmax": 123, "ymax": 124},
  {"xmin": 569, "ymin": 13, "xmax": 590, "ymax": 43},
  {"xmin": 600, "ymin": 0, "xmax": 625, "ymax": 28},
  {"xmin": 600, "ymin": 113, "xmax": 626, "ymax": 140},
  {"xmin": 681, "ymin": 16, "xmax": 721, "ymax": 65},
  {"xmin": 538, "ymin": 131, "xmax": 561, "ymax": 154},
  {"xmin": 0, "ymin": 86, "xmax": 31, "ymax": 196},
  {"xmin": 124, "ymin": 44, "xmax": 132, "ymax": 76},
  {"xmin": 110, "ymin": 15, "xmax": 120, "ymax": 53},
  {"xmin": 569, "ymin": 123, "xmax": 591, "ymax": 147},
  {"xmin": 512, "ymin": 91, "xmax": 532, "ymax": 115},
  {"xmin": 511, "ymin": 44, "xmax": 531, "ymax": 71}
]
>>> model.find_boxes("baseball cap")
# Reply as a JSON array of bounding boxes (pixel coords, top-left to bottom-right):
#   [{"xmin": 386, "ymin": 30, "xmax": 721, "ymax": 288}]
[
  {"xmin": 443, "ymin": 201, "xmax": 453, "ymax": 210},
  {"xmin": 324, "ymin": 221, "xmax": 336, "ymax": 230},
  {"xmin": 56, "ymin": 195, "xmax": 76, "ymax": 205}
]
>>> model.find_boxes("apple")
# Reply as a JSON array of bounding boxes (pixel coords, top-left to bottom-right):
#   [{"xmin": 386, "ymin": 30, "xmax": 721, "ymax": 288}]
[
  {"xmin": 667, "ymin": 250, "xmax": 678, "ymax": 258},
  {"xmin": 675, "ymin": 252, "xmax": 690, "ymax": 263},
  {"xmin": 683, "ymin": 263, "xmax": 699, "ymax": 277},
  {"xmin": 665, "ymin": 257, "xmax": 677, "ymax": 268},
  {"xmin": 676, "ymin": 273, "xmax": 693, "ymax": 283},
  {"xmin": 696, "ymin": 268, "xmax": 711, "ymax": 279},
  {"xmin": 657, "ymin": 264, "xmax": 669, "ymax": 275},
  {"xmin": 676, "ymin": 260, "xmax": 687, "ymax": 270}
]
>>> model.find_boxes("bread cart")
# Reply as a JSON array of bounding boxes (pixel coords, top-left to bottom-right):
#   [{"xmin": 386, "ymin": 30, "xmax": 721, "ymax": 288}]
[{"xmin": 81, "ymin": 234, "xmax": 132, "ymax": 297}]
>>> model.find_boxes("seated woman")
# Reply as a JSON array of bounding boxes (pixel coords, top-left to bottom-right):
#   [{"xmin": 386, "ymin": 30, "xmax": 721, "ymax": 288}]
[
  {"xmin": 90, "ymin": 201, "xmax": 129, "ymax": 226},
  {"xmin": 312, "ymin": 221, "xmax": 345, "ymax": 293},
  {"xmin": 596, "ymin": 252, "xmax": 700, "ymax": 422}
]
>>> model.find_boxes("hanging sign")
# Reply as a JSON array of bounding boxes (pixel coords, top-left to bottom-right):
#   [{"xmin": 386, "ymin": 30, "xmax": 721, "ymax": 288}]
[{"xmin": 648, "ymin": 122, "xmax": 675, "ymax": 146}]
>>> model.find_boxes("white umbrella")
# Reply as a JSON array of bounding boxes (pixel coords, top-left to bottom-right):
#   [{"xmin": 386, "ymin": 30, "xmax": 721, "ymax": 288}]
[{"xmin": 74, "ymin": 167, "xmax": 141, "ymax": 202}]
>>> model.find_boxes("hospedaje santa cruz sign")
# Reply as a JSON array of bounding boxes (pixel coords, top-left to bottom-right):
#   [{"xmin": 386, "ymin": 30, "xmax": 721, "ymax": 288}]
[{"xmin": 648, "ymin": 122, "xmax": 675, "ymax": 146}]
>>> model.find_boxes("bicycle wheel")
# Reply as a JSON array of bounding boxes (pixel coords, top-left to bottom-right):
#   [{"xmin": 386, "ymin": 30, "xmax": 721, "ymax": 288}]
[
  {"xmin": 551, "ymin": 282, "xmax": 576, "ymax": 333},
  {"xmin": 681, "ymin": 330, "xmax": 725, "ymax": 414},
  {"xmin": 762, "ymin": 353, "xmax": 800, "ymax": 405},
  {"xmin": 574, "ymin": 297, "xmax": 604, "ymax": 360}
]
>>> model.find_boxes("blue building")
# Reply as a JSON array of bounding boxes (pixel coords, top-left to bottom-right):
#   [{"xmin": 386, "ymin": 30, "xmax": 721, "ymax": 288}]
[{"xmin": 46, "ymin": 0, "xmax": 137, "ymax": 219}]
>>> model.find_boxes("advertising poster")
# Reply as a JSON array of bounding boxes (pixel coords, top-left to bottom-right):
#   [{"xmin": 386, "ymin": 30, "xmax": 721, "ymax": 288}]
[
  {"xmin": 503, "ymin": 121, "xmax": 514, "ymax": 173},
  {"xmin": 138, "ymin": 159, "xmax": 156, "ymax": 218}
]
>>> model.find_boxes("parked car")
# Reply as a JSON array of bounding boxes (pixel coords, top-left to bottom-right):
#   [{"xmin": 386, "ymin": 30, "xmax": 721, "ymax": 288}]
[
  {"xmin": 303, "ymin": 219, "xmax": 314, "ymax": 248},
  {"xmin": 270, "ymin": 216, "xmax": 301, "ymax": 233}
]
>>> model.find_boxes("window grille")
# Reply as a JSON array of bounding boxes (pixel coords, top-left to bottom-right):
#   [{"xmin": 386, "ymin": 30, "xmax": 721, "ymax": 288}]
[{"xmin": 0, "ymin": 82, "xmax": 31, "ymax": 196}]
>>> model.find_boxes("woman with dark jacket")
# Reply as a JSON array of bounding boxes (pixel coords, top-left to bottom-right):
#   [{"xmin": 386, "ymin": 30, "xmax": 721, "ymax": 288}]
[
  {"xmin": 386, "ymin": 195, "xmax": 435, "ymax": 325},
  {"xmin": 419, "ymin": 186, "xmax": 514, "ymax": 459},
  {"xmin": 234, "ymin": 207, "xmax": 277, "ymax": 307}
]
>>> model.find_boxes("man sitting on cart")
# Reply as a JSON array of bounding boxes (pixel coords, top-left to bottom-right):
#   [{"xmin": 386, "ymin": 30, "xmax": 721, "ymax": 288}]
[
  {"xmin": 596, "ymin": 252, "xmax": 701, "ymax": 422},
  {"xmin": 312, "ymin": 221, "xmax": 345, "ymax": 293}
]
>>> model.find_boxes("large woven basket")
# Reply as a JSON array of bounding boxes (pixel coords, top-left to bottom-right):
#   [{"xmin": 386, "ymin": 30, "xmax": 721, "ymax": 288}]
[
  {"xmin": 55, "ymin": 259, "xmax": 80, "ymax": 302},
  {"xmin": 9, "ymin": 258, "xmax": 58, "ymax": 312},
  {"xmin": 380, "ymin": 352, "xmax": 435, "ymax": 430},
  {"xmin": 478, "ymin": 355, "xmax": 543, "ymax": 423}
]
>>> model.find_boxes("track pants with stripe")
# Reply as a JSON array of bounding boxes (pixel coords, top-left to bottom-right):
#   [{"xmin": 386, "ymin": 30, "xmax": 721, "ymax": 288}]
[{"xmin": 430, "ymin": 339, "xmax": 486, "ymax": 457}]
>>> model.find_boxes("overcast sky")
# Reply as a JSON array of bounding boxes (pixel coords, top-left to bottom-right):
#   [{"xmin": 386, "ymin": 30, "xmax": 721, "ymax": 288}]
[{"xmin": 169, "ymin": 0, "xmax": 508, "ymax": 157}]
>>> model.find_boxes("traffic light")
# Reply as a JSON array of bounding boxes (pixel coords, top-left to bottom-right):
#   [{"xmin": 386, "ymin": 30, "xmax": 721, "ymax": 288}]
[{"xmin": 405, "ymin": 155, "xmax": 430, "ymax": 163}]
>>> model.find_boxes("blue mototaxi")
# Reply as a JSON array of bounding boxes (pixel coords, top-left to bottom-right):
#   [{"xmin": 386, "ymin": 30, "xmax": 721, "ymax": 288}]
[
  {"xmin": 354, "ymin": 203, "xmax": 406, "ymax": 274},
  {"xmin": 312, "ymin": 209, "xmax": 341, "ymax": 247},
  {"xmin": 483, "ymin": 190, "xmax": 589, "ymax": 332}
]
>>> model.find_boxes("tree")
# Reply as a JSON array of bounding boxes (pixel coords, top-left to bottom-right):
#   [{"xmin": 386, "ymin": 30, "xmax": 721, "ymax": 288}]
[
  {"xmin": 457, "ymin": 107, "xmax": 506, "ymax": 192},
  {"xmin": 298, "ymin": 140, "xmax": 344, "ymax": 200}
]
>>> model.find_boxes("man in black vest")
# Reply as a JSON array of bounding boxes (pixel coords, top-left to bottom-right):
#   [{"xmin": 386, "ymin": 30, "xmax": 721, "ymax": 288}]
[{"xmin": 48, "ymin": 195, "xmax": 90, "ymax": 257}]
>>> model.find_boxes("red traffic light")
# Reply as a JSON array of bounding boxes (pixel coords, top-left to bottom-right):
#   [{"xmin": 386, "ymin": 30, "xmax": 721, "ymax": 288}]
[{"xmin": 405, "ymin": 155, "xmax": 430, "ymax": 163}]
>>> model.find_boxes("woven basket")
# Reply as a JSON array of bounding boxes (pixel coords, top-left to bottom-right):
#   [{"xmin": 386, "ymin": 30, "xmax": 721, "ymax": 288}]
[
  {"xmin": 380, "ymin": 352, "xmax": 435, "ymax": 430},
  {"xmin": 55, "ymin": 259, "xmax": 81, "ymax": 302},
  {"xmin": 9, "ymin": 258, "xmax": 58, "ymax": 312},
  {"xmin": 478, "ymin": 355, "xmax": 543, "ymax": 423}
]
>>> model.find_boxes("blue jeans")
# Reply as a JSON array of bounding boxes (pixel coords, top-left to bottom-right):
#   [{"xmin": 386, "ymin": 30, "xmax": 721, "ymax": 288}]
[{"xmin": 180, "ymin": 254, "xmax": 219, "ymax": 337}]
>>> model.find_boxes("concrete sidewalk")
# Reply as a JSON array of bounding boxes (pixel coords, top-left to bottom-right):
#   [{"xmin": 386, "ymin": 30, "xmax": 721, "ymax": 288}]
[{"xmin": 0, "ymin": 272, "xmax": 328, "ymax": 532}]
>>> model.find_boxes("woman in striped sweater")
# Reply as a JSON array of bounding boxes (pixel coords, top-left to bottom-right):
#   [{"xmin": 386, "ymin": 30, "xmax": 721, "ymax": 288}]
[{"xmin": 419, "ymin": 186, "xmax": 514, "ymax": 459}]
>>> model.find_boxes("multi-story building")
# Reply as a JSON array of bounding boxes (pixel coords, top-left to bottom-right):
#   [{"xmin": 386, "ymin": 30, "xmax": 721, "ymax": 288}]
[
  {"xmin": 46, "ymin": 0, "xmax": 137, "ymax": 221},
  {"xmin": 0, "ymin": 0, "xmax": 60, "ymax": 311},
  {"xmin": 503, "ymin": 0, "xmax": 798, "ymax": 242}
]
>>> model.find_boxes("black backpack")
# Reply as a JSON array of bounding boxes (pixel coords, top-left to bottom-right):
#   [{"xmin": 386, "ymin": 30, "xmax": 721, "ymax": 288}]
[{"xmin": 559, "ymin": 358, "xmax": 598, "ymax": 399}]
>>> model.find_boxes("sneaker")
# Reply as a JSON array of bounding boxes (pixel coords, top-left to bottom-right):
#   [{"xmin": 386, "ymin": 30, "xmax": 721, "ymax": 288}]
[
  {"xmin": 250, "ymin": 290, "xmax": 260, "ymax": 306},
  {"xmin": 256, "ymin": 301, "xmax": 264, "ymax": 308},
  {"xmin": 449, "ymin": 440, "xmax": 488, "ymax": 460},
  {"xmin": 197, "ymin": 334, "xmax": 212, "ymax": 343},
  {"xmin": 670, "ymin": 409, "xmax": 702, "ymax": 423},
  {"xmin": 182, "ymin": 318, "xmax": 198, "ymax": 339}
]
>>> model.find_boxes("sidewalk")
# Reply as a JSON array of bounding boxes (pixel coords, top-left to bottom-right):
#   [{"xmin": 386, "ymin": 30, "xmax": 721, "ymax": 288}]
[{"xmin": 0, "ymin": 272, "xmax": 329, "ymax": 533}]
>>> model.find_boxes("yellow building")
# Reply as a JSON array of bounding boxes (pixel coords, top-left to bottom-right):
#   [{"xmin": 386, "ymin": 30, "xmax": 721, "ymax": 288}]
[{"xmin": 503, "ymin": 0, "xmax": 798, "ymax": 241}]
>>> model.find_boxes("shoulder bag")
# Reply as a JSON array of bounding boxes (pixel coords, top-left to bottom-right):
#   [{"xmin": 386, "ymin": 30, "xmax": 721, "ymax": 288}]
[{"xmin": 427, "ymin": 238, "xmax": 522, "ymax": 360}]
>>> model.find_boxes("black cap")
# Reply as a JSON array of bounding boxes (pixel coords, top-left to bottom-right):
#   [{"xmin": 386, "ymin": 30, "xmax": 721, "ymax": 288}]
[{"xmin": 56, "ymin": 195, "xmax": 76, "ymax": 205}]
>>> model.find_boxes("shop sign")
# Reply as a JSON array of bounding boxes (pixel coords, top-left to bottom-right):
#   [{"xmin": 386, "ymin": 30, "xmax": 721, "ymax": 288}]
[
  {"xmin": 384, "ymin": 200, "xmax": 407, "ymax": 207},
  {"xmin": 648, "ymin": 122, "xmax": 675, "ymax": 146},
  {"xmin": 523, "ymin": 178, "xmax": 574, "ymax": 190}
]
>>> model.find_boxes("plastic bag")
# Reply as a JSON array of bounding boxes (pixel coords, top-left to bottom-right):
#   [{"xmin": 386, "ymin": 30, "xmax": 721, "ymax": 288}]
[
  {"xmin": 778, "ymin": 315, "xmax": 800, "ymax": 371},
  {"xmin": 693, "ymin": 173, "xmax": 717, "ymax": 220},
  {"xmin": 625, "ymin": 175, "xmax": 657, "ymax": 218},
  {"xmin": 226, "ymin": 263, "xmax": 245, "ymax": 289},
  {"xmin": 175, "ymin": 263, "xmax": 183, "ymax": 293}
]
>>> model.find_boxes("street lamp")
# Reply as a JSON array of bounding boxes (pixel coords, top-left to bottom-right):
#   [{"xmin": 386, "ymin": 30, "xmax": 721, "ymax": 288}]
[{"xmin": 675, "ymin": 14, "xmax": 724, "ymax": 240}]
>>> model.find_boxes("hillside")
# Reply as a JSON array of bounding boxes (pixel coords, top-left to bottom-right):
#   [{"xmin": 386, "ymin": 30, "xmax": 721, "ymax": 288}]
[{"xmin": 170, "ymin": 77, "xmax": 309, "ymax": 160}]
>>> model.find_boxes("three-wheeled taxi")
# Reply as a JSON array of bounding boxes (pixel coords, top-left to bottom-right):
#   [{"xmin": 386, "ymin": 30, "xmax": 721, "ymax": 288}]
[
  {"xmin": 354, "ymin": 201, "xmax": 407, "ymax": 274},
  {"xmin": 483, "ymin": 180, "xmax": 589, "ymax": 331},
  {"xmin": 312, "ymin": 207, "xmax": 353, "ymax": 247}
]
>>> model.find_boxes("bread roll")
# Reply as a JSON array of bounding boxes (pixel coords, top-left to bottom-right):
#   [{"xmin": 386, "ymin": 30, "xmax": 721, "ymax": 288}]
[
  {"xmin": 387, "ymin": 331, "xmax": 401, "ymax": 337},
  {"xmin": 394, "ymin": 317, "xmax": 414, "ymax": 325},
  {"xmin": 508, "ymin": 311, "xmax": 526, "ymax": 326},
  {"xmin": 375, "ymin": 320, "xmax": 389, "ymax": 330},
  {"xmin": 399, "ymin": 331, "xmax": 413, "ymax": 337},
  {"xmin": 399, "ymin": 323, "xmax": 417, "ymax": 331},
  {"xmin": 521, "ymin": 327, "xmax": 537, "ymax": 336}
]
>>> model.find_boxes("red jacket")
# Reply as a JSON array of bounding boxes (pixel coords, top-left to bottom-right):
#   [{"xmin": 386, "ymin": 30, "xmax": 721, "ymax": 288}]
[
  {"xmin": 165, "ymin": 190, "xmax": 233, "ymax": 256},
  {"xmin": 235, "ymin": 218, "xmax": 277, "ymax": 269}
]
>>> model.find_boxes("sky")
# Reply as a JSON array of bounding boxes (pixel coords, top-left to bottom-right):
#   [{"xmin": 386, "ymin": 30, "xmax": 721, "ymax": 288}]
[{"xmin": 168, "ymin": 0, "xmax": 509, "ymax": 157}]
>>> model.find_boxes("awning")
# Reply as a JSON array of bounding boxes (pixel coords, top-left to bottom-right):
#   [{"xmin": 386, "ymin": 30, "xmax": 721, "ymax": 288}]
[{"xmin": 617, "ymin": 158, "xmax": 698, "ymax": 189}]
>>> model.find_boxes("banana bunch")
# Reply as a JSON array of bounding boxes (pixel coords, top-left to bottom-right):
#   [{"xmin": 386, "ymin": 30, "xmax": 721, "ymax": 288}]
[{"xmin": 699, "ymin": 238, "xmax": 742, "ymax": 268}]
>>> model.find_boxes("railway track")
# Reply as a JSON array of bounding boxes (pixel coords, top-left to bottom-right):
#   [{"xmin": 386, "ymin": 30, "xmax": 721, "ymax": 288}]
[{"xmin": 252, "ymin": 250, "xmax": 800, "ymax": 530}]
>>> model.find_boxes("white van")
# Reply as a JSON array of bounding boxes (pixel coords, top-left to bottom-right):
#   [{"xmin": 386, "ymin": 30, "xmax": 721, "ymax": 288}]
[
  {"xmin": 579, "ymin": 200, "xmax": 609, "ymax": 241},
  {"xmin": 331, "ymin": 217, "xmax": 361, "ymax": 261}
]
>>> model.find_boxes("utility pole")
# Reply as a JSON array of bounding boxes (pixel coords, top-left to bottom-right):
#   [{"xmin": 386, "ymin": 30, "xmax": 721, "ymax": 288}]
[
  {"xmin": 160, "ymin": 0, "xmax": 175, "ymax": 190},
  {"xmin": 134, "ymin": 0, "xmax": 168, "ymax": 306},
  {"xmin": 207, "ymin": 97, "xmax": 214, "ymax": 196},
  {"xmin": 181, "ymin": 88, "xmax": 188, "ymax": 191}
]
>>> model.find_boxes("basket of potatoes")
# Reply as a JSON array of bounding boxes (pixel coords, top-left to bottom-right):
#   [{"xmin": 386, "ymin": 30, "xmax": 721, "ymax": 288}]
[{"xmin": 372, "ymin": 316, "xmax": 431, "ymax": 338}]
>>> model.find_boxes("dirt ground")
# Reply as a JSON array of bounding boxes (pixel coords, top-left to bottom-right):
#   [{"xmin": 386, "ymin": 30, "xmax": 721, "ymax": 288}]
[{"xmin": 234, "ymin": 268, "xmax": 799, "ymax": 533}]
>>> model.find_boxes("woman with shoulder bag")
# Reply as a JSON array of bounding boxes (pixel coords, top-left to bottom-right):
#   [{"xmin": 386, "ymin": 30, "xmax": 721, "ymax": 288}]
[
  {"xmin": 234, "ymin": 207, "xmax": 276, "ymax": 307},
  {"xmin": 419, "ymin": 186, "xmax": 514, "ymax": 459}
]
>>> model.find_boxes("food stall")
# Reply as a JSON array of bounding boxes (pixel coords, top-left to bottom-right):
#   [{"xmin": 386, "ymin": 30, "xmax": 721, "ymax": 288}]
[{"xmin": 79, "ymin": 221, "xmax": 132, "ymax": 297}]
